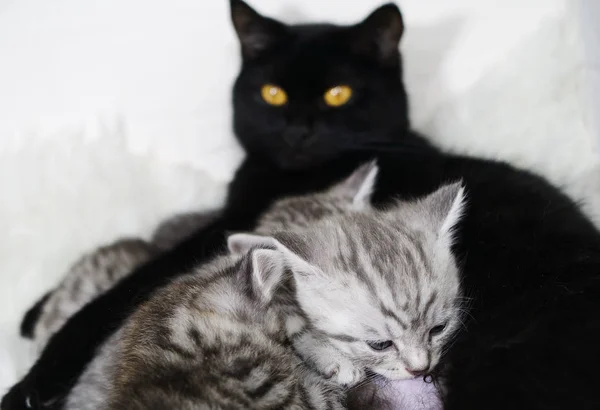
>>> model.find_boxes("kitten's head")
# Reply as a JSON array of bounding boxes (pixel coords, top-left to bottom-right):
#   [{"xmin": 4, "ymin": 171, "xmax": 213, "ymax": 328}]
[
  {"xmin": 230, "ymin": 0, "xmax": 409, "ymax": 170},
  {"xmin": 256, "ymin": 160, "xmax": 378, "ymax": 232},
  {"xmin": 229, "ymin": 182, "xmax": 466, "ymax": 380}
]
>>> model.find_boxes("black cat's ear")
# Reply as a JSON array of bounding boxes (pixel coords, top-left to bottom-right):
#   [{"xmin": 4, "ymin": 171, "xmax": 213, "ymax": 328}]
[
  {"xmin": 230, "ymin": 0, "xmax": 288, "ymax": 59},
  {"xmin": 350, "ymin": 3, "xmax": 404, "ymax": 65}
]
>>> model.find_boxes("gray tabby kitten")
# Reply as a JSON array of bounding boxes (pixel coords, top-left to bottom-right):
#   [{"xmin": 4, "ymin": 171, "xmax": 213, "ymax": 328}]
[
  {"xmin": 107, "ymin": 253, "xmax": 346, "ymax": 410},
  {"xmin": 229, "ymin": 182, "xmax": 466, "ymax": 387}
]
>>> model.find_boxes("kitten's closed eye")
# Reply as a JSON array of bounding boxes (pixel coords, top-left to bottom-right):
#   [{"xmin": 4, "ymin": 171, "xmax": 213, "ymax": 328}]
[
  {"xmin": 323, "ymin": 85, "xmax": 353, "ymax": 107},
  {"xmin": 366, "ymin": 340, "xmax": 393, "ymax": 351},
  {"xmin": 429, "ymin": 323, "xmax": 447, "ymax": 338},
  {"xmin": 261, "ymin": 84, "xmax": 287, "ymax": 106}
]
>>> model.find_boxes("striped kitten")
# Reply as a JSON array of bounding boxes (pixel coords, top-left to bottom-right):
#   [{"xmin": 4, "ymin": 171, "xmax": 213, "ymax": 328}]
[
  {"xmin": 106, "ymin": 253, "xmax": 347, "ymax": 410},
  {"xmin": 229, "ymin": 182, "xmax": 466, "ymax": 388}
]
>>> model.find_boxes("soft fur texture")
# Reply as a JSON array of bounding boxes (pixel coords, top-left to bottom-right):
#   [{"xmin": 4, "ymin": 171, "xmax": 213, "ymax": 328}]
[
  {"xmin": 1, "ymin": 0, "xmax": 599, "ymax": 409},
  {"xmin": 5, "ymin": 3, "xmax": 600, "ymax": 410},
  {"xmin": 96, "ymin": 254, "xmax": 347, "ymax": 410}
]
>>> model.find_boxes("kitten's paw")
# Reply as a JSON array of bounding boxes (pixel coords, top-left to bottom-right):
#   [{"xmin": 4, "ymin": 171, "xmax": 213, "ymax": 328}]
[{"xmin": 325, "ymin": 362, "xmax": 364, "ymax": 387}]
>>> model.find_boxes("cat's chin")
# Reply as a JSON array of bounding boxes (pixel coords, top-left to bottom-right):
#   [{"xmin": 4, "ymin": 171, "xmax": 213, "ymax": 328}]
[
  {"xmin": 273, "ymin": 156, "xmax": 326, "ymax": 171},
  {"xmin": 268, "ymin": 150, "xmax": 335, "ymax": 171}
]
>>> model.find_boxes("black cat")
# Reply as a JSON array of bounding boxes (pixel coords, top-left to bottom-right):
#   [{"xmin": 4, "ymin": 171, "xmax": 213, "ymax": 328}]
[{"xmin": 4, "ymin": 1, "xmax": 600, "ymax": 409}]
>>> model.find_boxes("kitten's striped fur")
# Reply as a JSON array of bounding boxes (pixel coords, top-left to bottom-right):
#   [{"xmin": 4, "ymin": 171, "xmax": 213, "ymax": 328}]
[
  {"xmin": 107, "ymin": 255, "xmax": 346, "ymax": 410},
  {"xmin": 230, "ymin": 182, "xmax": 466, "ymax": 387}
]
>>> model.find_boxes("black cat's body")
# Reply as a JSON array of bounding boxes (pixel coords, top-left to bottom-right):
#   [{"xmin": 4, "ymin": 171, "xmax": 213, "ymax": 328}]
[{"xmin": 4, "ymin": 2, "xmax": 600, "ymax": 410}]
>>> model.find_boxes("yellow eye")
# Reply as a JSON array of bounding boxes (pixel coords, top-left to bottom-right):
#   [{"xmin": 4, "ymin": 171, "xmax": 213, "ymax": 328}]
[
  {"xmin": 324, "ymin": 85, "xmax": 353, "ymax": 107},
  {"xmin": 261, "ymin": 84, "xmax": 288, "ymax": 106}
]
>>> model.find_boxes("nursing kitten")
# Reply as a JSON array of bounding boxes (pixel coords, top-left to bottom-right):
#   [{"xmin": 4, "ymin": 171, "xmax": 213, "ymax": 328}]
[
  {"xmin": 231, "ymin": 182, "xmax": 466, "ymax": 387},
  {"xmin": 78, "ymin": 180, "xmax": 464, "ymax": 410}
]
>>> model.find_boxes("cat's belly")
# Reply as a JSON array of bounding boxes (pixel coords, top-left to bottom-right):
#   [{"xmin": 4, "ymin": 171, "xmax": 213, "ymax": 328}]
[{"xmin": 375, "ymin": 378, "xmax": 441, "ymax": 410}]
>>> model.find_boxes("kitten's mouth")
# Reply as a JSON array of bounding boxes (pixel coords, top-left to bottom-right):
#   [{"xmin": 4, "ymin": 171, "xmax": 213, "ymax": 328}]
[{"xmin": 368, "ymin": 367, "xmax": 431, "ymax": 382}]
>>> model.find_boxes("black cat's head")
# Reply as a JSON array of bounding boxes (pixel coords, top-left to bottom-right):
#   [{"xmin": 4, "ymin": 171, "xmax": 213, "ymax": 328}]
[{"xmin": 230, "ymin": 0, "xmax": 409, "ymax": 170}]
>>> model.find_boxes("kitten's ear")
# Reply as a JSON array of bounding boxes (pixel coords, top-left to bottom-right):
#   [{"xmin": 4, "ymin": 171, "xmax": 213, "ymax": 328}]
[
  {"xmin": 248, "ymin": 248, "xmax": 286, "ymax": 303},
  {"xmin": 350, "ymin": 3, "xmax": 404, "ymax": 65},
  {"xmin": 230, "ymin": 0, "xmax": 288, "ymax": 59},
  {"xmin": 421, "ymin": 182, "xmax": 467, "ymax": 240},
  {"xmin": 328, "ymin": 160, "xmax": 379, "ymax": 209},
  {"xmin": 227, "ymin": 232, "xmax": 278, "ymax": 255},
  {"xmin": 228, "ymin": 232, "xmax": 310, "ymax": 264},
  {"xmin": 228, "ymin": 232, "xmax": 310, "ymax": 302}
]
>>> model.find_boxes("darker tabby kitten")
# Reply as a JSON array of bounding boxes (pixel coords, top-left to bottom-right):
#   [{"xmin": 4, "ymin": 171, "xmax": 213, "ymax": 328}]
[
  {"xmin": 68, "ymin": 252, "xmax": 347, "ymax": 410},
  {"xmin": 6, "ymin": 1, "xmax": 600, "ymax": 409}
]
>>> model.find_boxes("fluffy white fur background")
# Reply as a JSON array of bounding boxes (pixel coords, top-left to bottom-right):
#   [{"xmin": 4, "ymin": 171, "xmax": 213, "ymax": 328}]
[{"xmin": 0, "ymin": 0, "xmax": 599, "ymax": 403}]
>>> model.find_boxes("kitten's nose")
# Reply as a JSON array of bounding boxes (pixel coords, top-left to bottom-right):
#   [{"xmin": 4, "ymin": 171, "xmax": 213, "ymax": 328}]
[{"xmin": 405, "ymin": 367, "xmax": 429, "ymax": 377}]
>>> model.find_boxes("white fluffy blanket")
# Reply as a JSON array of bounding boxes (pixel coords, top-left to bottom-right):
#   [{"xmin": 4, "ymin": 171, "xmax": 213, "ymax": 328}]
[{"xmin": 1, "ymin": 0, "xmax": 599, "ymax": 404}]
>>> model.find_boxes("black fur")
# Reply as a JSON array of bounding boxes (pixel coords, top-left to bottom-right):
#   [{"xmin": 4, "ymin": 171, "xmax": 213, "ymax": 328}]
[
  {"xmin": 19, "ymin": 292, "xmax": 52, "ymax": 339},
  {"xmin": 3, "ymin": 1, "xmax": 600, "ymax": 409}
]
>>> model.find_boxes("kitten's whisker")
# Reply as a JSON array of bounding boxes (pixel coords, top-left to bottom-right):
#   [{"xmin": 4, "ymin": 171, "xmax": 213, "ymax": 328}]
[
  {"xmin": 348, "ymin": 378, "xmax": 378, "ymax": 392},
  {"xmin": 457, "ymin": 307, "xmax": 476, "ymax": 326}
]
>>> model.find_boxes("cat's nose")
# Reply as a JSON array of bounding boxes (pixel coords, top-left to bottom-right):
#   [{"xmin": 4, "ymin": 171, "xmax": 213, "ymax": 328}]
[
  {"xmin": 283, "ymin": 125, "xmax": 311, "ymax": 145},
  {"xmin": 405, "ymin": 367, "xmax": 429, "ymax": 377}
]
